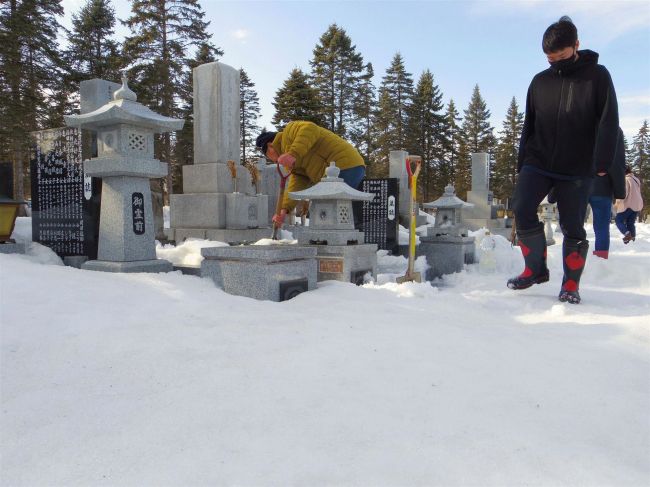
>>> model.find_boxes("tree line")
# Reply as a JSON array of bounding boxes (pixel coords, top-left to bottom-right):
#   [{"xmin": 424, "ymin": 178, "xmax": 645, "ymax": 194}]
[{"xmin": 1, "ymin": 2, "xmax": 648, "ymax": 212}]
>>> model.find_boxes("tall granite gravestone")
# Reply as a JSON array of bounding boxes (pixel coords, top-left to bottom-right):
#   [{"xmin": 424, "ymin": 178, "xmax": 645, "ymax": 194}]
[
  {"xmin": 388, "ymin": 150, "xmax": 428, "ymax": 226},
  {"xmin": 64, "ymin": 74, "xmax": 184, "ymax": 273},
  {"xmin": 463, "ymin": 152, "xmax": 509, "ymax": 237},
  {"xmin": 169, "ymin": 62, "xmax": 271, "ymax": 243},
  {"xmin": 289, "ymin": 162, "xmax": 378, "ymax": 284}
]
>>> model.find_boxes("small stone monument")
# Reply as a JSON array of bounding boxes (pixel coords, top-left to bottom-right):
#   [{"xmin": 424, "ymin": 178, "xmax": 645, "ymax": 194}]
[
  {"xmin": 64, "ymin": 73, "xmax": 184, "ymax": 273},
  {"xmin": 169, "ymin": 62, "xmax": 271, "ymax": 243},
  {"xmin": 419, "ymin": 184, "xmax": 475, "ymax": 280},
  {"xmin": 289, "ymin": 162, "xmax": 378, "ymax": 284}
]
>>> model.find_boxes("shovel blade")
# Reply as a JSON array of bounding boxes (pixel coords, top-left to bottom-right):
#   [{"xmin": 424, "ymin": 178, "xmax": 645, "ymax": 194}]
[{"xmin": 396, "ymin": 271, "xmax": 422, "ymax": 284}]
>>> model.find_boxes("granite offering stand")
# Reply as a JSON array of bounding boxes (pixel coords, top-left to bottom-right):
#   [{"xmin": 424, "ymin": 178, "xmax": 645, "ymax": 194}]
[
  {"xmin": 64, "ymin": 73, "xmax": 183, "ymax": 273},
  {"xmin": 420, "ymin": 184, "xmax": 476, "ymax": 280},
  {"xmin": 169, "ymin": 62, "xmax": 272, "ymax": 244},
  {"xmin": 289, "ymin": 162, "xmax": 378, "ymax": 284},
  {"xmin": 201, "ymin": 245, "xmax": 317, "ymax": 301}
]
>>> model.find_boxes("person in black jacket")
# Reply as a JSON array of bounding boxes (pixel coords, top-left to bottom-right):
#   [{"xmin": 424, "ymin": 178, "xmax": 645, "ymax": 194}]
[
  {"xmin": 589, "ymin": 128, "xmax": 626, "ymax": 259},
  {"xmin": 508, "ymin": 16, "xmax": 619, "ymax": 304}
]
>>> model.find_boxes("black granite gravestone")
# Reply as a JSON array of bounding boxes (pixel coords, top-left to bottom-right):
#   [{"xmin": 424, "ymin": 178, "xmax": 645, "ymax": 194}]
[
  {"xmin": 30, "ymin": 127, "xmax": 101, "ymax": 259},
  {"xmin": 0, "ymin": 162, "xmax": 13, "ymax": 198},
  {"xmin": 353, "ymin": 178, "xmax": 399, "ymax": 254}
]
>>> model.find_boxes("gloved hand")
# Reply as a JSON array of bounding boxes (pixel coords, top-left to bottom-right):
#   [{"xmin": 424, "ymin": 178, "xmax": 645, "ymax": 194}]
[
  {"xmin": 277, "ymin": 153, "xmax": 296, "ymax": 169},
  {"xmin": 272, "ymin": 209, "xmax": 288, "ymax": 226}
]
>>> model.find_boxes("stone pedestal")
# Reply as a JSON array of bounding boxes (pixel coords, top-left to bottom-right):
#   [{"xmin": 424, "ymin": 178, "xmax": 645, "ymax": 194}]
[
  {"xmin": 419, "ymin": 235, "xmax": 475, "ymax": 280},
  {"xmin": 313, "ymin": 244, "xmax": 377, "ymax": 284},
  {"xmin": 0, "ymin": 242, "xmax": 26, "ymax": 254},
  {"xmin": 201, "ymin": 245, "xmax": 317, "ymax": 301}
]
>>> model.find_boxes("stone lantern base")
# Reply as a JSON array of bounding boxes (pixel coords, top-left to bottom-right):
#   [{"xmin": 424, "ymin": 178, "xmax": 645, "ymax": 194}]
[
  {"xmin": 419, "ymin": 235, "xmax": 475, "ymax": 280},
  {"xmin": 312, "ymin": 244, "xmax": 378, "ymax": 284}
]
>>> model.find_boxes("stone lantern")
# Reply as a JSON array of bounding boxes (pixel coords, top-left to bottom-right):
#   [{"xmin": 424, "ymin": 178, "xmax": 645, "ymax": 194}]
[
  {"xmin": 539, "ymin": 197, "xmax": 557, "ymax": 245},
  {"xmin": 289, "ymin": 162, "xmax": 378, "ymax": 284},
  {"xmin": 423, "ymin": 184, "xmax": 473, "ymax": 237},
  {"xmin": 64, "ymin": 73, "xmax": 184, "ymax": 272}
]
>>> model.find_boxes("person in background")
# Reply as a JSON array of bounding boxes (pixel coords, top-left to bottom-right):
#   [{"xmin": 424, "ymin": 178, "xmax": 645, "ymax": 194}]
[
  {"xmin": 615, "ymin": 167, "xmax": 644, "ymax": 244},
  {"xmin": 588, "ymin": 128, "xmax": 626, "ymax": 258},
  {"xmin": 507, "ymin": 16, "xmax": 619, "ymax": 304},
  {"xmin": 255, "ymin": 121, "xmax": 365, "ymax": 226}
]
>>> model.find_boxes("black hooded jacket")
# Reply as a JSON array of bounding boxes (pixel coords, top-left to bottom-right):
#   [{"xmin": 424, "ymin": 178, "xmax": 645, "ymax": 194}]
[
  {"xmin": 518, "ymin": 50, "xmax": 619, "ymax": 177},
  {"xmin": 592, "ymin": 127, "xmax": 626, "ymax": 199}
]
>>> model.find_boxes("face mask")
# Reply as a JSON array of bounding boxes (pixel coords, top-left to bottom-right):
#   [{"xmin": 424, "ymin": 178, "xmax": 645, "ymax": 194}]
[{"xmin": 549, "ymin": 51, "xmax": 576, "ymax": 70}]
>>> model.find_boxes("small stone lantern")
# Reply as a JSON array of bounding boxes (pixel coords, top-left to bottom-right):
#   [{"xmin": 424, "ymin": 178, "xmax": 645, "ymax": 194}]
[
  {"xmin": 539, "ymin": 197, "xmax": 557, "ymax": 245},
  {"xmin": 423, "ymin": 184, "xmax": 473, "ymax": 237},
  {"xmin": 64, "ymin": 73, "xmax": 184, "ymax": 272},
  {"xmin": 289, "ymin": 162, "xmax": 378, "ymax": 284}
]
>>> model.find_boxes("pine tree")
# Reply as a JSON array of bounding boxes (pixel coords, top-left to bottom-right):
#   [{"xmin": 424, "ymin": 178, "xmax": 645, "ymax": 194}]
[
  {"xmin": 309, "ymin": 23, "xmax": 364, "ymax": 137},
  {"xmin": 240, "ymin": 68, "xmax": 261, "ymax": 164},
  {"xmin": 492, "ymin": 97, "xmax": 524, "ymax": 203},
  {"xmin": 349, "ymin": 62, "xmax": 376, "ymax": 165},
  {"xmin": 631, "ymin": 120, "xmax": 650, "ymax": 217},
  {"xmin": 459, "ymin": 84, "xmax": 495, "ymax": 196},
  {"xmin": 439, "ymin": 99, "xmax": 463, "ymax": 193},
  {"xmin": 271, "ymin": 68, "xmax": 323, "ymax": 130},
  {"xmin": 0, "ymin": 0, "xmax": 66, "ymax": 205},
  {"xmin": 65, "ymin": 0, "xmax": 122, "ymax": 107},
  {"xmin": 173, "ymin": 41, "xmax": 222, "ymax": 192},
  {"xmin": 123, "ymin": 0, "xmax": 214, "ymax": 204},
  {"xmin": 405, "ymin": 69, "xmax": 445, "ymax": 200},
  {"xmin": 374, "ymin": 52, "xmax": 414, "ymax": 171}
]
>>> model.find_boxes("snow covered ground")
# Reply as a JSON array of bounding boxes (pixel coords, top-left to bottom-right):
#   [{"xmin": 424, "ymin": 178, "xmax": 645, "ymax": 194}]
[{"xmin": 1, "ymin": 218, "xmax": 649, "ymax": 486}]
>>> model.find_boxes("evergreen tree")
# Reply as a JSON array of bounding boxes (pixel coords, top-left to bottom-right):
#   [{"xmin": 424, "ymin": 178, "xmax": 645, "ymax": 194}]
[
  {"xmin": 65, "ymin": 0, "xmax": 122, "ymax": 109},
  {"xmin": 349, "ymin": 62, "xmax": 376, "ymax": 165},
  {"xmin": 123, "ymin": 0, "xmax": 214, "ymax": 204},
  {"xmin": 173, "ymin": 41, "xmax": 222, "ymax": 192},
  {"xmin": 439, "ymin": 99, "xmax": 464, "ymax": 193},
  {"xmin": 459, "ymin": 84, "xmax": 495, "ymax": 196},
  {"xmin": 374, "ymin": 52, "xmax": 414, "ymax": 172},
  {"xmin": 309, "ymin": 23, "xmax": 364, "ymax": 137},
  {"xmin": 0, "ymin": 0, "xmax": 66, "ymax": 205},
  {"xmin": 631, "ymin": 120, "xmax": 650, "ymax": 216},
  {"xmin": 240, "ymin": 68, "xmax": 261, "ymax": 163},
  {"xmin": 492, "ymin": 97, "xmax": 524, "ymax": 203},
  {"xmin": 405, "ymin": 69, "xmax": 445, "ymax": 200},
  {"xmin": 271, "ymin": 68, "xmax": 323, "ymax": 130}
]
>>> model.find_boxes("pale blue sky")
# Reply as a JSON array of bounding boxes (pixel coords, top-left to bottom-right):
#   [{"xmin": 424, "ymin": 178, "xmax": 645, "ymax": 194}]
[{"xmin": 60, "ymin": 0, "xmax": 650, "ymax": 139}]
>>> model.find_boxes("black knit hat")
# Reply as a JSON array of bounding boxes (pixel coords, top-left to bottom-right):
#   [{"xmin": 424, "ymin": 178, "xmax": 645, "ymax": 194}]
[{"xmin": 255, "ymin": 131, "xmax": 277, "ymax": 154}]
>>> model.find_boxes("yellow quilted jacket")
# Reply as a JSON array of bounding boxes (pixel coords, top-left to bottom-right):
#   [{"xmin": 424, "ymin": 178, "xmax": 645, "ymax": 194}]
[{"xmin": 272, "ymin": 121, "xmax": 364, "ymax": 211}]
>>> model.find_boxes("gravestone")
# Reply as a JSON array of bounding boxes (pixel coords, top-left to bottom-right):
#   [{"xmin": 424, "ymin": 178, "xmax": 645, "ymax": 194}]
[
  {"xmin": 64, "ymin": 73, "xmax": 183, "ymax": 273},
  {"xmin": 353, "ymin": 178, "xmax": 399, "ymax": 254},
  {"xmin": 463, "ymin": 152, "xmax": 509, "ymax": 237},
  {"xmin": 388, "ymin": 150, "xmax": 428, "ymax": 226},
  {"xmin": 0, "ymin": 163, "xmax": 13, "ymax": 200},
  {"xmin": 170, "ymin": 62, "xmax": 271, "ymax": 243},
  {"xmin": 30, "ymin": 127, "xmax": 100, "ymax": 260}
]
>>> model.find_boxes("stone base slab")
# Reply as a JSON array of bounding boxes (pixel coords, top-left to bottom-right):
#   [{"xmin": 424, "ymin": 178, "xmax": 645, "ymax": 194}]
[
  {"xmin": 82, "ymin": 259, "xmax": 173, "ymax": 273},
  {"xmin": 63, "ymin": 256, "xmax": 89, "ymax": 268},
  {"xmin": 0, "ymin": 242, "xmax": 26, "ymax": 254},
  {"xmin": 201, "ymin": 245, "xmax": 317, "ymax": 301},
  {"xmin": 172, "ymin": 227, "xmax": 272, "ymax": 244}
]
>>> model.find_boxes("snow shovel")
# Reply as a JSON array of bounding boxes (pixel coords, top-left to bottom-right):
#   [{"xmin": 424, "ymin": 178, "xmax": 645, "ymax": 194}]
[
  {"xmin": 397, "ymin": 155, "xmax": 422, "ymax": 284},
  {"xmin": 271, "ymin": 162, "xmax": 292, "ymax": 240}
]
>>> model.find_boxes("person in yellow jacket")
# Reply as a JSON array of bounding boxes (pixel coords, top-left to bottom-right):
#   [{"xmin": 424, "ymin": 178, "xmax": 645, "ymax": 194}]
[{"xmin": 255, "ymin": 121, "xmax": 366, "ymax": 225}]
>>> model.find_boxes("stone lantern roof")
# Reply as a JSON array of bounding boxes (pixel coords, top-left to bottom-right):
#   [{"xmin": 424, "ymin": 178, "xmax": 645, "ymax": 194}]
[
  {"xmin": 64, "ymin": 73, "xmax": 184, "ymax": 132},
  {"xmin": 423, "ymin": 184, "xmax": 474, "ymax": 210},
  {"xmin": 289, "ymin": 162, "xmax": 375, "ymax": 202}
]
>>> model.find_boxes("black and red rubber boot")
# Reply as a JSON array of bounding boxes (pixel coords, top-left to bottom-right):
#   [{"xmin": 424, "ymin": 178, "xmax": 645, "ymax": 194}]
[
  {"xmin": 507, "ymin": 223, "xmax": 549, "ymax": 290},
  {"xmin": 559, "ymin": 237, "xmax": 589, "ymax": 304}
]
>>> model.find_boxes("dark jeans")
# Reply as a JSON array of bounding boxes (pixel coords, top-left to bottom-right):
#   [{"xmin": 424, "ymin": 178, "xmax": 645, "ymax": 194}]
[
  {"xmin": 339, "ymin": 165, "xmax": 366, "ymax": 190},
  {"xmin": 589, "ymin": 195, "xmax": 613, "ymax": 251},
  {"xmin": 615, "ymin": 208, "xmax": 638, "ymax": 237},
  {"xmin": 513, "ymin": 167, "xmax": 593, "ymax": 240}
]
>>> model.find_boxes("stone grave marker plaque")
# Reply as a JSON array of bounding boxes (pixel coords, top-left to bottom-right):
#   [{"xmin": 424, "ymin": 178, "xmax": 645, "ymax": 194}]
[
  {"xmin": 354, "ymin": 178, "xmax": 399, "ymax": 254},
  {"xmin": 30, "ymin": 127, "xmax": 100, "ymax": 258}
]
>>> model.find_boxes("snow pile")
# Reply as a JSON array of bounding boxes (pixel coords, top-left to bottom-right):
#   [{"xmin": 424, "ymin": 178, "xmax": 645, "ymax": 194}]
[
  {"xmin": 1, "ymin": 221, "xmax": 649, "ymax": 485},
  {"xmin": 253, "ymin": 238, "xmax": 297, "ymax": 246},
  {"xmin": 156, "ymin": 238, "xmax": 228, "ymax": 266}
]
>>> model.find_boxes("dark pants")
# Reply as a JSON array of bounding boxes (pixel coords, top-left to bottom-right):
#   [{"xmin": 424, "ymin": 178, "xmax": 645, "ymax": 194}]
[
  {"xmin": 339, "ymin": 166, "xmax": 366, "ymax": 190},
  {"xmin": 615, "ymin": 208, "xmax": 638, "ymax": 237},
  {"xmin": 513, "ymin": 167, "xmax": 593, "ymax": 240},
  {"xmin": 589, "ymin": 195, "xmax": 613, "ymax": 251}
]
